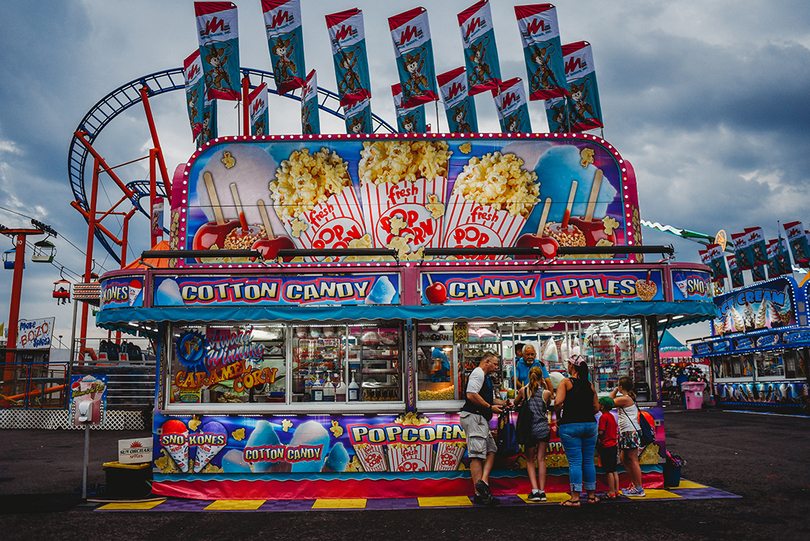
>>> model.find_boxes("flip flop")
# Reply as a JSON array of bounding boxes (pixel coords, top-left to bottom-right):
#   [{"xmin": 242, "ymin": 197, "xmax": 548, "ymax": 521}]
[
  {"xmin": 587, "ymin": 495, "xmax": 600, "ymax": 504},
  {"xmin": 560, "ymin": 498, "xmax": 580, "ymax": 507}
]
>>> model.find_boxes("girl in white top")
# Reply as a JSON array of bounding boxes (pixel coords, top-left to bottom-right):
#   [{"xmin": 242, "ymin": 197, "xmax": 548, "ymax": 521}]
[{"xmin": 609, "ymin": 376, "xmax": 645, "ymax": 497}]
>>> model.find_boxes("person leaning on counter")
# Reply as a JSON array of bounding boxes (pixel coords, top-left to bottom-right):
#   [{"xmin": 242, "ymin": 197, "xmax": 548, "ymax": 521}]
[{"xmin": 515, "ymin": 345, "xmax": 553, "ymax": 395}]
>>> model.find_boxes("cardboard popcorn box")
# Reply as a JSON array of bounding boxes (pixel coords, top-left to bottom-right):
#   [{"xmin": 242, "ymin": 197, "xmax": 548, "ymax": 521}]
[
  {"xmin": 433, "ymin": 441, "xmax": 466, "ymax": 471},
  {"xmin": 443, "ymin": 194, "xmax": 529, "ymax": 252},
  {"xmin": 353, "ymin": 443, "xmax": 388, "ymax": 472},
  {"xmin": 387, "ymin": 442, "xmax": 433, "ymax": 472}
]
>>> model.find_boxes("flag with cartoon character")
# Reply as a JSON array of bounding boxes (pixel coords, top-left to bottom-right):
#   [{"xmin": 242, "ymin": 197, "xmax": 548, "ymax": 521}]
[
  {"xmin": 727, "ymin": 255, "xmax": 744, "ymax": 288},
  {"xmin": 389, "ymin": 7, "xmax": 438, "ymax": 109},
  {"xmin": 494, "ymin": 77, "xmax": 531, "ymax": 134},
  {"xmin": 195, "ymin": 2, "xmax": 241, "ymax": 101},
  {"xmin": 301, "ymin": 69, "xmax": 320, "ymax": 135},
  {"xmin": 746, "ymin": 227, "xmax": 768, "ymax": 268},
  {"xmin": 262, "ymin": 0, "xmax": 306, "ymax": 95},
  {"xmin": 248, "ymin": 83, "xmax": 269, "ymax": 136},
  {"xmin": 457, "ymin": 0, "xmax": 502, "ymax": 95},
  {"xmin": 731, "ymin": 231, "xmax": 753, "ymax": 270},
  {"xmin": 326, "ymin": 8, "xmax": 372, "ymax": 108},
  {"xmin": 515, "ymin": 4, "xmax": 568, "ymax": 101},
  {"xmin": 560, "ymin": 41, "xmax": 603, "ymax": 132},
  {"xmin": 437, "ymin": 67, "xmax": 478, "ymax": 134},
  {"xmin": 392, "ymin": 84, "xmax": 426, "ymax": 134},
  {"xmin": 183, "ymin": 50, "xmax": 206, "ymax": 145},
  {"xmin": 343, "ymin": 98, "xmax": 372, "ymax": 135}
]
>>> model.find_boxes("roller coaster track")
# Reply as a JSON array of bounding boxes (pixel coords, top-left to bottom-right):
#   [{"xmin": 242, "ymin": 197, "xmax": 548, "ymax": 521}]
[{"xmin": 68, "ymin": 67, "xmax": 395, "ymax": 263}]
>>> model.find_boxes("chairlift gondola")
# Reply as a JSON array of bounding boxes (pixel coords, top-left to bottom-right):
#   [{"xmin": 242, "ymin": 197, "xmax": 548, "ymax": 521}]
[
  {"xmin": 32, "ymin": 238, "xmax": 56, "ymax": 263},
  {"xmin": 53, "ymin": 279, "xmax": 71, "ymax": 304},
  {"xmin": 3, "ymin": 249, "xmax": 22, "ymax": 270}
]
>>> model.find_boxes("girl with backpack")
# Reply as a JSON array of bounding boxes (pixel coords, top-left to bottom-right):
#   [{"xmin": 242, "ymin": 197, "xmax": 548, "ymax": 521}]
[
  {"xmin": 514, "ymin": 366, "xmax": 553, "ymax": 502},
  {"xmin": 610, "ymin": 376, "xmax": 645, "ymax": 497}
]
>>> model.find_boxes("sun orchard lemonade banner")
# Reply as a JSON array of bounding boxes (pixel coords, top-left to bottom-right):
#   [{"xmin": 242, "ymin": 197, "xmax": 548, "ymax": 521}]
[
  {"xmin": 153, "ymin": 274, "xmax": 399, "ymax": 307},
  {"xmin": 421, "ymin": 270, "xmax": 664, "ymax": 305},
  {"xmin": 175, "ymin": 135, "xmax": 639, "ymax": 265}
]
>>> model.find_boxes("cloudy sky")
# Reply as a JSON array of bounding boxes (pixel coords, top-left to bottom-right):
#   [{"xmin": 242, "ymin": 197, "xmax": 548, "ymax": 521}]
[{"xmin": 1, "ymin": 0, "xmax": 809, "ymax": 346}]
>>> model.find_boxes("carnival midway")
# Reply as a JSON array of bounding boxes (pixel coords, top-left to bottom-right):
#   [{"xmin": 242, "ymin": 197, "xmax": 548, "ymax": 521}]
[{"xmin": 0, "ymin": 1, "xmax": 807, "ymax": 507}]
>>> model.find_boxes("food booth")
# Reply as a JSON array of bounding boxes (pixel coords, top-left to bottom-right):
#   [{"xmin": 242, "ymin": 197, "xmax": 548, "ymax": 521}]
[
  {"xmin": 691, "ymin": 276, "xmax": 810, "ymax": 413},
  {"xmin": 96, "ymin": 133, "xmax": 716, "ymax": 499}
]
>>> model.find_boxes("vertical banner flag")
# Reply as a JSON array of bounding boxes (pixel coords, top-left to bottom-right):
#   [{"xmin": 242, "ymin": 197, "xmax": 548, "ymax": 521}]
[
  {"xmin": 184, "ymin": 50, "xmax": 206, "ymax": 146},
  {"xmin": 326, "ymin": 8, "xmax": 372, "ymax": 108},
  {"xmin": 494, "ymin": 77, "xmax": 531, "ymax": 133},
  {"xmin": 544, "ymin": 95, "xmax": 569, "ymax": 133},
  {"xmin": 388, "ymin": 7, "xmax": 438, "ymax": 109},
  {"xmin": 301, "ymin": 69, "xmax": 320, "ymax": 135},
  {"xmin": 248, "ymin": 83, "xmax": 269, "ymax": 136},
  {"xmin": 727, "ymin": 255, "xmax": 744, "ymax": 288},
  {"xmin": 766, "ymin": 240, "xmax": 781, "ymax": 278},
  {"xmin": 195, "ymin": 2, "xmax": 241, "ymax": 101},
  {"xmin": 746, "ymin": 227, "xmax": 768, "ymax": 267},
  {"xmin": 514, "ymin": 4, "xmax": 568, "ymax": 101},
  {"xmin": 437, "ymin": 67, "xmax": 478, "ymax": 133},
  {"xmin": 560, "ymin": 41, "xmax": 603, "ymax": 132},
  {"xmin": 783, "ymin": 221, "xmax": 810, "ymax": 268},
  {"xmin": 262, "ymin": 0, "xmax": 306, "ymax": 95},
  {"xmin": 458, "ymin": 0, "xmax": 502, "ymax": 95},
  {"xmin": 707, "ymin": 243, "xmax": 728, "ymax": 279},
  {"xmin": 778, "ymin": 236, "xmax": 792, "ymax": 274},
  {"xmin": 731, "ymin": 231, "xmax": 753, "ymax": 270},
  {"xmin": 392, "ymin": 84, "xmax": 426, "ymax": 133},
  {"xmin": 751, "ymin": 263, "xmax": 767, "ymax": 282},
  {"xmin": 344, "ymin": 98, "xmax": 372, "ymax": 134}
]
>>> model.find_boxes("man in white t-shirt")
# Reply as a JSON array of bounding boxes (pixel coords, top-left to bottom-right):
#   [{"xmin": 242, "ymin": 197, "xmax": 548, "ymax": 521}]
[{"xmin": 459, "ymin": 351, "xmax": 511, "ymax": 505}]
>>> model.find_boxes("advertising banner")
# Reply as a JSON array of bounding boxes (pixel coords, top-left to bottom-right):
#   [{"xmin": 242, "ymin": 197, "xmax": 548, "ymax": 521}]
[
  {"xmin": 184, "ymin": 50, "xmax": 208, "ymax": 147},
  {"xmin": 784, "ymin": 221, "xmax": 810, "ymax": 268},
  {"xmin": 248, "ymin": 83, "xmax": 269, "ymax": 136},
  {"xmin": 101, "ymin": 277, "xmax": 144, "ymax": 309},
  {"xmin": 154, "ymin": 274, "xmax": 400, "ymax": 307},
  {"xmin": 457, "ymin": 0, "xmax": 502, "ymax": 95},
  {"xmin": 70, "ymin": 374, "xmax": 107, "ymax": 426},
  {"xmin": 388, "ymin": 7, "xmax": 438, "ymax": 109},
  {"xmin": 751, "ymin": 263, "xmax": 766, "ymax": 283},
  {"xmin": 766, "ymin": 240, "xmax": 782, "ymax": 278},
  {"xmin": 301, "ymin": 69, "xmax": 320, "ymax": 135},
  {"xmin": 746, "ymin": 227, "xmax": 768, "ymax": 267},
  {"xmin": 421, "ymin": 270, "xmax": 664, "ymax": 305},
  {"xmin": 326, "ymin": 8, "xmax": 372, "ymax": 108},
  {"xmin": 392, "ymin": 84, "xmax": 426, "ymax": 134},
  {"xmin": 494, "ymin": 77, "xmax": 531, "ymax": 133},
  {"xmin": 710, "ymin": 277, "xmax": 796, "ymax": 336},
  {"xmin": 731, "ymin": 231, "xmax": 752, "ymax": 270},
  {"xmin": 727, "ymin": 255, "xmax": 744, "ymax": 289},
  {"xmin": 706, "ymin": 243, "xmax": 727, "ymax": 279},
  {"xmin": 437, "ymin": 67, "xmax": 478, "ymax": 134},
  {"xmin": 177, "ymin": 135, "xmax": 638, "ymax": 265},
  {"xmin": 553, "ymin": 41, "xmax": 603, "ymax": 133},
  {"xmin": 262, "ymin": 0, "xmax": 306, "ymax": 95},
  {"xmin": 195, "ymin": 1, "xmax": 241, "ymax": 101},
  {"xmin": 16, "ymin": 317, "xmax": 55, "ymax": 349},
  {"xmin": 671, "ymin": 269, "xmax": 712, "ymax": 302},
  {"xmin": 514, "ymin": 3, "xmax": 568, "ymax": 101},
  {"xmin": 343, "ymin": 97, "xmax": 373, "ymax": 135}
]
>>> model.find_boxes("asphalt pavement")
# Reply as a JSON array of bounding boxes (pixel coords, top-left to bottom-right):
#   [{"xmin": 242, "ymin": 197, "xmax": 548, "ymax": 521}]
[{"xmin": 1, "ymin": 408, "xmax": 809, "ymax": 540}]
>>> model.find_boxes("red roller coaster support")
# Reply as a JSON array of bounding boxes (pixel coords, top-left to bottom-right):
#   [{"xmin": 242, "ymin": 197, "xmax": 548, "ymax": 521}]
[
  {"xmin": 242, "ymin": 75, "xmax": 250, "ymax": 136},
  {"xmin": 139, "ymin": 86, "xmax": 172, "ymax": 200}
]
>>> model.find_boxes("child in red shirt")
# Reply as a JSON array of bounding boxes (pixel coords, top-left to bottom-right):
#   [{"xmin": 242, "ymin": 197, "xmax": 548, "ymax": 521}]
[{"xmin": 597, "ymin": 396, "xmax": 620, "ymax": 499}]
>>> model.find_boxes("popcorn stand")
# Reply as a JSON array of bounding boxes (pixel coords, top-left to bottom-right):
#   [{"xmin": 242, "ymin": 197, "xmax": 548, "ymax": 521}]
[{"xmin": 96, "ymin": 133, "xmax": 716, "ymax": 499}]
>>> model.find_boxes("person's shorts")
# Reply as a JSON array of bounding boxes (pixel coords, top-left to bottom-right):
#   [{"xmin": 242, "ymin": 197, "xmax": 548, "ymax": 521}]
[
  {"xmin": 599, "ymin": 445, "xmax": 619, "ymax": 472},
  {"xmin": 525, "ymin": 433, "xmax": 551, "ymax": 447},
  {"xmin": 460, "ymin": 411, "xmax": 497, "ymax": 459},
  {"xmin": 618, "ymin": 430, "xmax": 641, "ymax": 450}
]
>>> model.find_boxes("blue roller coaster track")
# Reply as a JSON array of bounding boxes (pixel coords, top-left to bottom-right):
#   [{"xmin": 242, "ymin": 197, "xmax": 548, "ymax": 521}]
[{"xmin": 67, "ymin": 67, "xmax": 396, "ymax": 263}]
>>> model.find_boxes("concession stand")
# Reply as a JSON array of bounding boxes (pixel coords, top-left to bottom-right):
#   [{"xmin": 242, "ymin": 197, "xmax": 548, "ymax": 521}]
[
  {"xmin": 96, "ymin": 133, "xmax": 716, "ymax": 499},
  {"xmin": 691, "ymin": 276, "xmax": 810, "ymax": 413}
]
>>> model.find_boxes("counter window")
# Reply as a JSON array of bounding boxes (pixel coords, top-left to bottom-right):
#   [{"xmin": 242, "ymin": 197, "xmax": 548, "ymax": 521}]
[
  {"xmin": 348, "ymin": 322, "xmax": 402, "ymax": 402},
  {"xmin": 168, "ymin": 323, "xmax": 286, "ymax": 404},
  {"xmin": 291, "ymin": 325, "xmax": 346, "ymax": 403},
  {"xmin": 756, "ymin": 352, "xmax": 785, "ymax": 378},
  {"xmin": 416, "ymin": 323, "xmax": 457, "ymax": 402}
]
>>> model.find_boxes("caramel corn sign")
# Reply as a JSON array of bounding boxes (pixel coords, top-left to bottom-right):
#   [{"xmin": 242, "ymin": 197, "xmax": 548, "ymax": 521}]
[{"xmin": 421, "ymin": 270, "xmax": 664, "ymax": 304}]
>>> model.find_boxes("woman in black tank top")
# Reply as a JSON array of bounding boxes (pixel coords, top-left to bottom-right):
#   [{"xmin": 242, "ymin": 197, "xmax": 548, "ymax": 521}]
[{"xmin": 554, "ymin": 356, "xmax": 600, "ymax": 506}]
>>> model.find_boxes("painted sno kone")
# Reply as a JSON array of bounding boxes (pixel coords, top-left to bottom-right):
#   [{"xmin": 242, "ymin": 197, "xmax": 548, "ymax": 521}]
[{"xmin": 172, "ymin": 133, "xmax": 640, "ymax": 266}]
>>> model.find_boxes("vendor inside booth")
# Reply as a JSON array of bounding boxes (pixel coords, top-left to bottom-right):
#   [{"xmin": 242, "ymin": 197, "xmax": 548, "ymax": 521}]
[{"xmin": 97, "ymin": 133, "xmax": 716, "ymax": 500}]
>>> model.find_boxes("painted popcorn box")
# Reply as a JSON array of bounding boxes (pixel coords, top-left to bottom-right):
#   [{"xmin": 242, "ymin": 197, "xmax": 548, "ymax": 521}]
[
  {"xmin": 358, "ymin": 140, "xmax": 452, "ymax": 259},
  {"xmin": 352, "ymin": 442, "xmax": 388, "ymax": 472},
  {"xmin": 268, "ymin": 147, "xmax": 367, "ymax": 262},
  {"xmin": 442, "ymin": 151, "xmax": 539, "ymax": 258},
  {"xmin": 433, "ymin": 441, "xmax": 466, "ymax": 471},
  {"xmin": 387, "ymin": 442, "xmax": 433, "ymax": 472}
]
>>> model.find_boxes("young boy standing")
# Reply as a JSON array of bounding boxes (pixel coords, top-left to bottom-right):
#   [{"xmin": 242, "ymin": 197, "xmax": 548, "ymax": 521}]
[{"xmin": 597, "ymin": 396, "xmax": 620, "ymax": 499}]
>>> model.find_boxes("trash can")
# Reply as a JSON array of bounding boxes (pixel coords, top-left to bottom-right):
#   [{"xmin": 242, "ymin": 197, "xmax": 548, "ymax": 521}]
[
  {"xmin": 681, "ymin": 381, "xmax": 706, "ymax": 410},
  {"xmin": 102, "ymin": 461, "xmax": 152, "ymax": 499}
]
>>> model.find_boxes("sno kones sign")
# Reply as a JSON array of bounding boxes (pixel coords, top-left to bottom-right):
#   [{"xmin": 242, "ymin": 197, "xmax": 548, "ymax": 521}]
[{"xmin": 172, "ymin": 134, "xmax": 640, "ymax": 265}]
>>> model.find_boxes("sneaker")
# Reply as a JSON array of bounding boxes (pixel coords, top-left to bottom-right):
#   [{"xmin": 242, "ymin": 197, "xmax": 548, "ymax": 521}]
[
  {"xmin": 621, "ymin": 486, "xmax": 646, "ymax": 497},
  {"xmin": 482, "ymin": 494, "xmax": 500, "ymax": 506},
  {"xmin": 475, "ymin": 480, "xmax": 493, "ymax": 499},
  {"xmin": 537, "ymin": 491, "xmax": 547, "ymax": 501},
  {"xmin": 473, "ymin": 494, "xmax": 485, "ymax": 505},
  {"xmin": 527, "ymin": 491, "xmax": 543, "ymax": 502}
]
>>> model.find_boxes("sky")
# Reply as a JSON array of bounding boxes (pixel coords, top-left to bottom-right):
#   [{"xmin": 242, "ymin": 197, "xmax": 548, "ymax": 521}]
[{"xmin": 1, "ymin": 0, "xmax": 809, "ymax": 348}]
